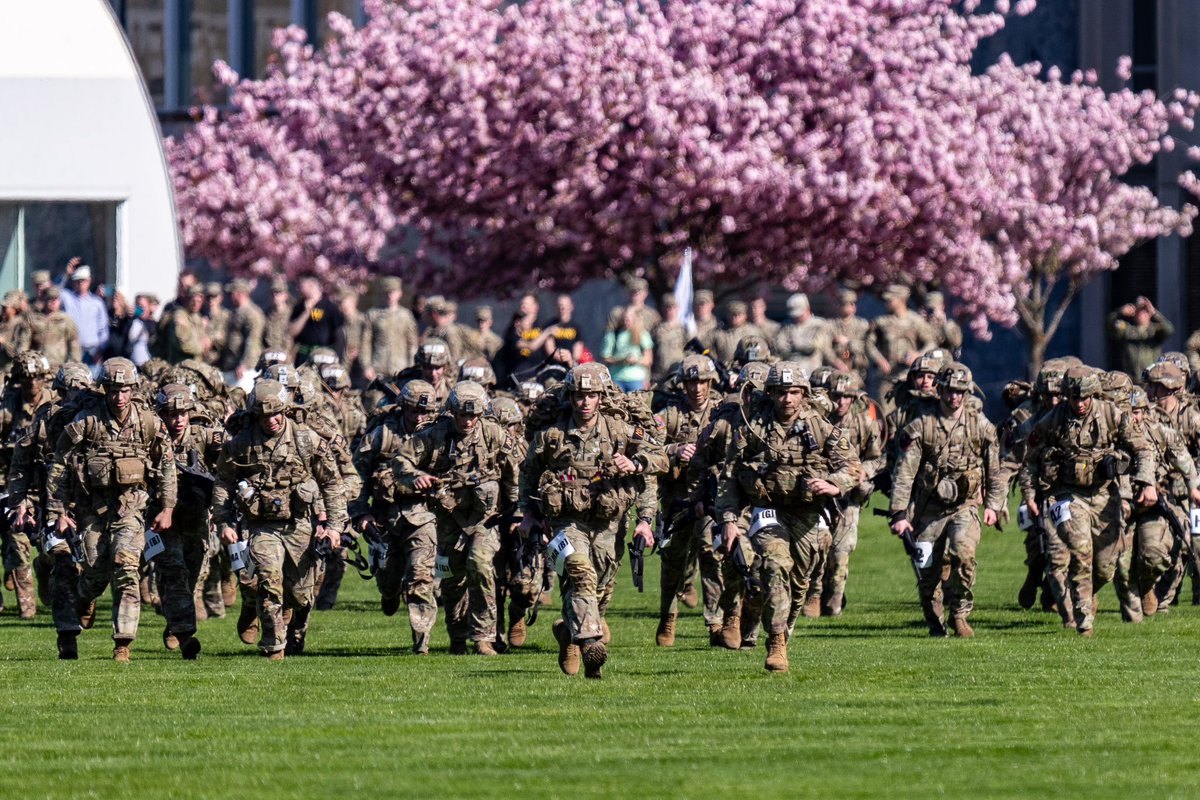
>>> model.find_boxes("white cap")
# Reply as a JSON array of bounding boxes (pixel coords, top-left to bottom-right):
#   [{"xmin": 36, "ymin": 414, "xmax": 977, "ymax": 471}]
[
  {"xmin": 72, "ymin": 265, "xmax": 92, "ymax": 281},
  {"xmin": 786, "ymin": 293, "xmax": 809, "ymax": 315}
]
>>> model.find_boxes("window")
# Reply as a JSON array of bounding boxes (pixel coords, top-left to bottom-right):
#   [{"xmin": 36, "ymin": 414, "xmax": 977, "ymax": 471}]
[
  {"xmin": 317, "ymin": 0, "xmax": 359, "ymax": 45},
  {"xmin": 190, "ymin": 0, "xmax": 230, "ymax": 105},
  {"xmin": 1132, "ymin": 0, "xmax": 1157, "ymax": 93},
  {"xmin": 256, "ymin": 0, "xmax": 293, "ymax": 78},
  {"xmin": 124, "ymin": 0, "xmax": 166, "ymax": 106},
  {"xmin": 0, "ymin": 202, "xmax": 119, "ymax": 295}
]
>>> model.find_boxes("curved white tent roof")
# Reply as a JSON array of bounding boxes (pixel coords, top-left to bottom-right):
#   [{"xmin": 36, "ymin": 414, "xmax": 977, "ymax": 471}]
[{"xmin": 0, "ymin": 0, "xmax": 181, "ymax": 301}]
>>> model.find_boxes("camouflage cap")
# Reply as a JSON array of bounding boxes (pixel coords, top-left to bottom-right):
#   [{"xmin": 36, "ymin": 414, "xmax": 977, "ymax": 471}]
[
  {"xmin": 938, "ymin": 362, "xmax": 973, "ymax": 392},
  {"xmin": 53, "ymin": 361, "xmax": 93, "ymax": 392},
  {"xmin": 227, "ymin": 278, "xmax": 254, "ymax": 294},
  {"xmin": 185, "ymin": 284, "xmax": 205, "ymax": 299},
  {"xmin": 3, "ymin": 289, "xmax": 25, "ymax": 308},
  {"xmin": 679, "ymin": 354, "xmax": 718, "ymax": 383},
  {"xmin": 882, "ymin": 284, "xmax": 911, "ymax": 301},
  {"xmin": 448, "ymin": 381, "xmax": 489, "ymax": 416},
  {"xmin": 491, "ymin": 396, "xmax": 523, "ymax": 426},
  {"xmin": 416, "ymin": 338, "xmax": 451, "ymax": 367},
  {"xmin": 694, "ymin": 290, "xmax": 714, "ymax": 305},
  {"xmin": 156, "ymin": 383, "xmax": 196, "ymax": 412},
  {"xmin": 205, "ymin": 282, "xmax": 223, "ymax": 297},
  {"xmin": 248, "ymin": 379, "xmax": 290, "ymax": 417},
  {"xmin": 378, "ymin": 276, "xmax": 402, "ymax": 292},
  {"xmin": 99, "ymin": 357, "xmax": 139, "ymax": 387},
  {"xmin": 270, "ymin": 277, "xmax": 290, "ymax": 293},
  {"xmin": 475, "ymin": 305, "xmax": 493, "ymax": 321},
  {"xmin": 14, "ymin": 351, "xmax": 53, "ymax": 380},
  {"xmin": 765, "ymin": 361, "xmax": 810, "ymax": 390},
  {"xmin": 400, "ymin": 379, "xmax": 438, "ymax": 410},
  {"xmin": 1144, "ymin": 362, "xmax": 1186, "ymax": 391},
  {"xmin": 734, "ymin": 334, "xmax": 771, "ymax": 365},
  {"xmin": 786, "ymin": 293, "xmax": 810, "ymax": 316},
  {"xmin": 924, "ymin": 291, "xmax": 945, "ymax": 309},
  {"xmin": 30, "ymin": 270, "xmax": 51, "ymax": 285},
  {"xmin": 44, "ymin": 286, "xmax": 61, "ymax": 300},
  {"xmin": 838, "ymin": 288, "xmax": 857, "ymax": 304},
  {"xmin": 726, "ymin": 300, "xmax": 748, "ymax": 318},
  {"xmin": 565, "ymin": 362, "xmax": 613, "ymax": 394},
  {"xmin": 1063, "ymin": 365, "xmax": 1102, "ymax": 400}
]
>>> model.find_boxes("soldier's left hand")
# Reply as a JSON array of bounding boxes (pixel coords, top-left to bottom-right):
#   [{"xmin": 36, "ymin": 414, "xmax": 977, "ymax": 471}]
[
  {"xmin": 151, "ymin": 508, "xmax": 174, "ymax": 532},
  {"xmin": 633, "ymin": 520, "xmax": 655, "ymax": 549},
  {"xmin": 807, "ymin": 478, "xmax": 841, "ymax": 497},
  {"xmin": 1136, "ymin": 484, "xmax": 1159, "ymax": 507},
  {"xmin": 1190, "ymin": 487, "xmax": 1200, "ymax": 506},
  {"xmin": 612, "ymin": 453, "xmax": 638, "ymax": 475},
  {"xmin": 982, "ymin": 508, "xmax": 998, "ymax": 528}
]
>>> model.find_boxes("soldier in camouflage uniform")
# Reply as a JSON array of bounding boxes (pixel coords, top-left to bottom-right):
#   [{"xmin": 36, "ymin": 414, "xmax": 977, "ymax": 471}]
[
  {"xmin": 1143, "ymin": 362, "xmax": 1200, "ymax": 608},
  {"xmin": 0, "ymin": 352, "xmax": 56, "ymax": 618},
  {"xmin": 394, "ymin": 382, "xmax": 518, "ymax": 655},
  {"xmin": 828, "ymin": 289, "xmax": 871, "ymax": 380},
  {"xmin": 716, "ymin": 361, "xmax": 860, "ymax": 672},
  {"xmin": 213, "ymin": 380, "xmax": 346, "ymax": 659},
  {"xmin": 46, "ymin": 358, "xmax": 178, "ymax": 662},
  {"xmin": 811, "ymin": 371, "xmax": 884, "ymax": 616},
  {"xmin": 350, "ymin": 380, "xmax": 438, "ymax": 652},
  {"xmin": 1020, "ymin": 366, "xmax": 1157, "ymax": 635},
  {"xmin": 520, "ymin": 363, "xmax": 667, "ymax": 678},
  {"xmin": 203, "ymin": 283, "xmax": 230, "ymax": 367},
  {"xmin": 161, "ymin": 286, "xmax": 210, "ymax": 364},
  {"xmin": 9, "ymin": 363, "xmax": 93, "ymax": 657},
  {"xmin": 362, "ymin": 277, "xmax": 419, "ymax": 387},
  {"xmin": 30, "ymin": 287, "xmax": 82, "ymax": 366},
  {"xmin": 867, "ymin": 285, "xmax": 936, "ymax": 413},
  {"xmin": 655, "ymin": 354, "xmax": 724, "ymax": 647},
  {"xmin": 153, "ymin": 384, "xmax": 224, "ymax": 655},
  {"xmin": 220, "ymin": 278, "xmax": 265, "ymax": 386},
  {"xmin": 0, "ymin": 290, "xmax": 33, "ymax": 376},
  {"xmin": 1125, "ymin": 386, "xmax": 1199, "ymax": 618},
  {"xmin": 651, "ymin": 295, "xmax": 687, "ymax": 384},
  {"xmin": 774, "ymin": 294, "xmax": 835, "ymax": 372},
  {"xmin": 489, "ymin": 396, "xmax": 541, "ymax": 647},
  {"xmin": 889, "ymin": 364, "xmax": 1005, "ymax": 637},
  {"xmin": 263, "ymin": 278, "xmax": 294, "ymax": 355}
]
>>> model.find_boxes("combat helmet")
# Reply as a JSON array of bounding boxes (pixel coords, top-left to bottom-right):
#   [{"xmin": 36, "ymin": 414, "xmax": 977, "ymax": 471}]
[
  {"xmin": 765, "ymin": 361, "xmax": 810, "ymax": 390},
  {"xmin": 416, "ymin": 339, "xmax": 451, "ymax": 368},
  {"xmin": 99, "ymin": 357, "xmax": 139, "ymax": 387},
  {"xmin": 13, "ymin": 351, "xmax": 53, "ymax": 381},
  {"xmin": 733, "ymin": 335, "xmax": 771, "ymax": 366},
  {"xmin": 937, "ymin": 362, "xmax": 973, "ymax": 392},
  {"xmin": 1062, "ymin": 366, "xmax": 1102, "ymax": 400},
  {"xmin": 678, "ymin": 354, "xmax": 718, "ymax": 383},
  {"xmin": 156, "ymin": 383, "xmax": 196, "ymax": 412},
  {"xmin": 565, "ymin": 363, "xmax": 613, "ymax": 394},
  {"xmin": 491, "ymin": 396, "xmax": 523, "ymax": 426},
  {"xmin": 248, "ymin": 379, "xmax": 290, "ymax": 417},
  {"xmin": 448, "ymin": 381, "xmax": 488, "ymax": 416},
  {"xmin": 53, "ymin": 362, "xmax": 92, "ymax": 393},
  {"xmin": 1144, "ymin": 362, "xmax": 1186, "ymax": 392},
  {"xmin": 400, "ymin": 379, "xmax": 438, "ymax": 411}
]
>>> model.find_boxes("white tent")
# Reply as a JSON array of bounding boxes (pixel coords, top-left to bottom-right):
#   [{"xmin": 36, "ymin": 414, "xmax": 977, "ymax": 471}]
[{"xmin": 0, "ymin": 0, "xmax": 181, "ymax": 301}]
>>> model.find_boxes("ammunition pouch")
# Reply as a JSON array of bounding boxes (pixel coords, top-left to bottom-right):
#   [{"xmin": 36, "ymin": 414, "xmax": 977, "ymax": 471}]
[
  {"xmin": 372, "ymin": 464, "xmax": 398, "ymax": 505},
  {"xmin": 1062, "ymin": 457, "xmax": 1098, "ymax": 488},
  {"xmin": 247, "ymin": 488, "xmax": 291, "ymax": 520},
  {"xmin": 738, "ymin": 464, "xmax": 812, "ymax": 507},
  {"xmin": 293, "ymin": 478, "xmax": 320, "ymax": 511},
  {"xmin": 114, "ymin": 457, "xmax": 146, "ymax": 487},
  {"xmin": 86, "ymin": 457, "xmax": 113, "ymax": 490},
  {"xmin": 538, "ymin": 473, "xmax": 565, "ymax": 517}
]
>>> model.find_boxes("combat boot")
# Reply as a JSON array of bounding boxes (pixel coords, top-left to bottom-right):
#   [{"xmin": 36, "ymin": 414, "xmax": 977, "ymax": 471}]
[
  {"xmin": 412, "ymin": 629, "xmax": 431, "ymax": 655},
  {"xmin": 222, "ymin": 574, "xmax": 238, "ymax": 608},
  {"xmin": 179, "ymin": 635, "xmax": 202, "ymax": 660},
  {"xmin": 163, "ymin": 628, "xmax": 180, "ymax": 651},
  {"xmin": 449, "ymin": 639, "xmax": 468, "ymax": 655},
  {"xmin": 381, "ymin": 593, "xmax": 401, "ymax": 617},
  {"xmin": 719, "ymin": 613, "xmax": 742, "ymax": 650},
  {"xmin": 801, "ymin": 591, "xmax": 821, "ymax": 619},
  {"xmin": 707, "ymin": 623, "xmax": 724, "ymax": 647},
  {"xmin": 680, "ymin": 583, "xmax": 699, "ymax": 609},
  {"xmin": 1017, "ymin": 570, "xmax": 1040, "ymax": 610},
  {"xmin": 194, "ymin": 597, "xmax": 208, "ymax": 622},
  {"xmin": 263, "ymin": 649, "xmax": 285, "ymax": 661},
  {"xmin": 655, "ymin": 613, "xmax": 676, "ymax": 647},
  {"xmin": 475, "ymin": 640, "xmax": 499, "ymax": 656},
  {"xmin": 237, "ymin": 603, "xmax": 259, "ymax": 645},
  {"xmin": 113, "ymin": 639, "xmax": 133, "ymax": 663},
  {"xmin": 56, "ymin": 631, "xmax": 78, "ymax": 660},
  {"xmin": 553, "ymin": 619, "xmax": 580, "ymax": 676},
  {"xmin": 581, "ymin": 640, "xmax": 607, "ymax": 679},
  {"xmin": 601, "ymin": 618, "xmax": 611, "ymax": 645},
  {"xmin": 764, "ymin": 633, "xmax": 789, "ymax": 672},
  {"xmin": 507, "ymin": 611, "xmax": 527, "ymax": 648},
  {"xmin": 77, "ymin": 599, "xmax": 96, "ymax": 630},
  {"xmin": 1142, "ymin": 590, "xmax": 1159, "ymax": 617},
  {"xmin": 952, "ymin": 618, "xmax": 974, "ymax": 638},
  {"xmin": 3, "ymin": 569, "xmax": 12, "ymax": 591}
]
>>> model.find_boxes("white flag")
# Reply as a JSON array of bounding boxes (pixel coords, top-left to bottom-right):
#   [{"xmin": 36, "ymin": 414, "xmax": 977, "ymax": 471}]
[{"xmin": 674, "ymin": 247, "xmax": 696, "ymax": 337}]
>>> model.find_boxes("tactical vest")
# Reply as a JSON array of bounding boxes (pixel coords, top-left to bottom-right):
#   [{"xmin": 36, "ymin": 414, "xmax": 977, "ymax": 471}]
[
  {"xmin": 536, "ymin": 414, "xmax": 640, "ymax": 521},
  {"xmin": 228, "ymin": 422, "xmax": 320, "ymax": 521},
  {"xmin": 78, "ymin": 403, "xmax": 159, "ymax": 493},
  {"xmin": 735, "ymin": 409, "xmax": 834, "ymax": 509}
]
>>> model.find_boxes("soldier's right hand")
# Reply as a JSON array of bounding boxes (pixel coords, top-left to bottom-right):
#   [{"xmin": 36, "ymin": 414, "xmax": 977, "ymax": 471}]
[
  {"xmin": 56, "ymin": 514, "xmax": 75, "ymax": 534},
  {"xmin": 722, "ymin": 522, "xmax": 740, "ymax": 553},
  {"xmin": 890, "ymin": 518, "xmax": 914, "ymax": 537},
  {"xmin": 1025, "ymin": 500, "xmax": 1040, "ymax": 517},
  {"xmin": 220, "ymin": 526, "xmax": 239, "ymax": 545},
  {"xmin": 13, "ymin": 504, "xmax": 28, "ymax": 529},
  {"xmin": 413, "ymin": 474, "xmax": 439, "ymax": 491},
  {"xmin": 357, "ymin": 515, "xmax": 376, "ymax": 532},
  {"xmin": 675, "ymin": 443, "xmax": 697, "ymax": 463}
]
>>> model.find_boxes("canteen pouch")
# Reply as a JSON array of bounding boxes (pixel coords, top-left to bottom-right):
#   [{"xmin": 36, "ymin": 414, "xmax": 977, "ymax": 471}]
[
  {"xmin": 86, "ymin": 457, "xmax": 113, "ymax": 489},
  {"xmin": 114, "ymin": 457, "xmax": 146, "ymax": 487},
  {"xmin": 935, "ymin": 477, "xmax": 959, "ymax": 504},
  {"xmin": 1067, "ymin": 458, "xmax": 1096, "ymax": 487},
  {"xmin": 371, "ymin": 465, "xmax": 397, "ymax": 504},
  {"xmin": 255, "ymin": 489, "xmax": 291, "ymax": 520},
  {"xmin": 563, "ymin": 481, "xmax": 593, "ymax": 515},
  {"xmin": 293, "ymin": 478, "xmax": 320, "ymax": 511},
  {"xmin": 537, "ymin": 473, "xmax": 564, "ymax": 517},
  {"xmin": 954, "ymin": 472, "xmax": 981, "ymax": 503}
]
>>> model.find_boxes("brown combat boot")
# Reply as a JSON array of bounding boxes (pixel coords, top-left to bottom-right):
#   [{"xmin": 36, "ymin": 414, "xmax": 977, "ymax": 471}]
[
  {"xmin": 507, "ymin": 613, "xmax": 527, "ymax": 648},
  {"xmin": 707, "ymin": 623, "xmax": 724, "ymax": 647},
  {"xmin": 222, "ymin": 574, "xmax": 238, "ymax": 608},
  {"xmin": 764, "ymin": 633, "xmax": 789, "ymax": 672},
  {"xmin": 194, "ymin": 597, "xmax": 208, "ymax": 622},
  {"xmin": 263, "ymin": 649, "xmax": 285, "ymax": 661},
  {"xmin": 719, "ymin": 613, "xmax": 742, "ymax": 650},
  {"xmin": 655, "ymin": 613, "xmax": 676, "ymax": 647},
  {"xmin": 163, "ymin": 628, "xmax": 180, "ymax": 651},
  {"xmin": 553, "ymin": 619, "xmax": 580, "ymax": 676},
  {"xmin": 3, "ymin": 569, "xmax": 12, "ymax": 591},
  {"xmin": 601, "ymin": 618, "xmax": 611, "ymax": 645},
  {"xmin": 237, "ymin": 603, "xmax": 259, "ymax": 645},
  {"xmin": 14, "ymin": 567, "xmax": 37, "ymax": 619},
  {"xmin": 78, "ymin": 599, "xmax": 97, "ymax": 630},
  {"xmin": 113, "ymin": 639, "xmax": 133, "ymax": 663},
  {"xmin": 801, "ymin": 591, "xmax": 821, "ymax": 619},
  {"xmin": 1141, "ymin": 590, "xmax": 1159, "ymax": 617},
  {"xmin": 475, "ymin": 640, "xmax": 499, "ymax": 656},
  {"xmin": 680, "ymin": 583, "xmax": 699, "ymax": 609},
  {"xmin": 581, "ymin": 640, "xmax": 607, "ymax": 679},
  {"xmin": 1079, "ymin": 627, "xmax": 1095, "ymax": 637},
  {"xmin": 952, "ymin": 618, "xmax": 975, "ymax": 638}
]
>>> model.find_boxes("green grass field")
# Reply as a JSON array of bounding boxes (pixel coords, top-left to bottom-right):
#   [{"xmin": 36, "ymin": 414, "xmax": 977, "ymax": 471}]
[{"xmin": 3, "ymin": 499, "xmax": 1199, "ymax": 799}]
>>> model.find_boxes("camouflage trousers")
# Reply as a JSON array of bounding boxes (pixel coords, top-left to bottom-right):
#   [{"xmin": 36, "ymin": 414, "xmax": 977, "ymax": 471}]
[
  {"xmin": 818, "ymin": 504, "xmax": 861, "ymax": 615},
  {"xmin": 717, "ymin": 511, "xmax": 763, "ymax": 645},
  {"xmin": 553, "ymin": 516, "xmax": 621, "ymax": 642},
  {"xmin": 1045, "ymin": 488, "xmax": 1122, "ymax": 632},
  {"xmin": 247, "ymin": 521, "xmax": 319, "ymax": 655},
  {"xmin": 1158, "ymin": 514, "xmax": 1200, "ymax": 607},
  {"xmin": 911, "ymin": 503, "xmax": 982, "ymax": 626},
  {"xmin": 2, "ymin": 529, "xmax": 37, "ymax": 618},
  {"xmin": 156, "ymin": 515, "xmax": 213, "ymax": 639},
  {"xmin": 436, "ymin": 518, "xmax": 500, "ymax": 643},
  {"xmin": 376, "ymin": 509, "xmax": 438, "ymax": 637},
  {"xmin": 752, "ymin": 507, "xmax": 823, "ymax": 636},
  {"xmin": 503, "ymin": 528, "xmax": 544, "ymax": 619},
  {"xmin": 1113, "ymin": 521, "xmax": 1141, "ymax": 623},
  {"xmin": 77, "ymin": 505, "xmax": 148, "ymax": 641},
  {"xmin": 659, "ymin": 514, "xmax": 723, "ymax": 626},
  {"xmin": 1133, "ymin": 502, "xmax": 1183, "ymax": 599}
]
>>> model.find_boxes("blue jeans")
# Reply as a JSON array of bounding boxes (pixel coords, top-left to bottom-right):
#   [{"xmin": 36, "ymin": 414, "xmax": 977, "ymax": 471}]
[{"xmin": 615, "ymin": 378, "xmax": 645, "ymax": 393}]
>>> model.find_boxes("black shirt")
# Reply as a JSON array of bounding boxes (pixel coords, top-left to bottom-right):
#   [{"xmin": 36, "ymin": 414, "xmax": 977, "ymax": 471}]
[{"xmin": 291, "ymin": 298, "xmax": 344, "ymax": 350}]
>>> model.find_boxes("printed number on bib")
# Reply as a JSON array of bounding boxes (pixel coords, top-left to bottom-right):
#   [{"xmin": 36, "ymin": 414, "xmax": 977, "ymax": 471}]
[
  {"xmin": 143, "ymin": 529, "xmax": 165, "ymax": 561},
  {"xmin": 42, "ymin": 532, "xmax": 67, "ymax": 555},
  {"xmin": 227, "ymin": 539, "xmax": 255, "ymax": 577},
  {"xmin": 1190, "ymin": 507, "xmax": 1200, "ymax": 537},
  {"xmin": 748, "ymin": 508, "xmax": 781, "ymax": 537},
  {"xmin": 912, "ymin": 541, "xmax": 935, "ymax": 570},
  {"xmin": 547, "ymin": 530, "xmax": 575, "ymax": 576},
  {"xmin": 1048, "ymin": 499, "xmax": 1072, "ymax": 527},
  {"xmin": 1016, "ymin": 504, "xmax": 1033, "ymax": 531},
  {"xmin": 435, "ymin": 554, "xmax": 454, "ymax": 579}
]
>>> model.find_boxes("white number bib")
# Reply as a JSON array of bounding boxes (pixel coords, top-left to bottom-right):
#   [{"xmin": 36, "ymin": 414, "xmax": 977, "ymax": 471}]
[
  {"xmin": 227, "ymin": 539, "xmax": 254, "ymax": 577},
  {"xmin": 42, "ymin": 532, "xmax": 67, "ymax": 555},
  {"xmin": 1190, "ymin": 508, "xmax": 1200, "ymax": 537},
  {"xmin": 435, "ymin": 554, "xmax": 454, "ymax": 579},
  {"xmin": 748, "ymin": 508, "xmax": 781, "ymax": 537},
  {"xmin": 1049, "ymin": 499, "xmax": 1072, "ymax": 527},
  {"xmin": 143, "ymin": 529, "xmax": 166, "ymax": 561},
  {"xmin": 912, "ymin": 540, "xmax": 935, "ymax": 570},
  {"xmin": 1017, "ymin": 504, "xmax": 1033, "ymax": 531},
  {"xmin": 547, "ymin": 530, "xmax": 576, "ymax": 576}
]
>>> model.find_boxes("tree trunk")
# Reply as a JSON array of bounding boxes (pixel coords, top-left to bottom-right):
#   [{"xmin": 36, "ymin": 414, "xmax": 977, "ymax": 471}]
[{"xmin": 1027, "ymin": 329, "xmax": 1048, "ymax": 379}]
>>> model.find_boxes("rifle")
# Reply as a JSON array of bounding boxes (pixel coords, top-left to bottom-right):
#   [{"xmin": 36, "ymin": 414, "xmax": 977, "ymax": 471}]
[
  {"xmin": 629, "ymin": 534, "xmax": 645, "ymax": 592},
  {"xmin": 728, "ymin": 539, "xmax": 762, "ymax": 598},
  {"xmin": 874, "ymin": 507, "xmax": 922, "ymax": 581},
  {"xmin": 1157, "ymin": 496, "xmax": 1190, "ymax": 557}
]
